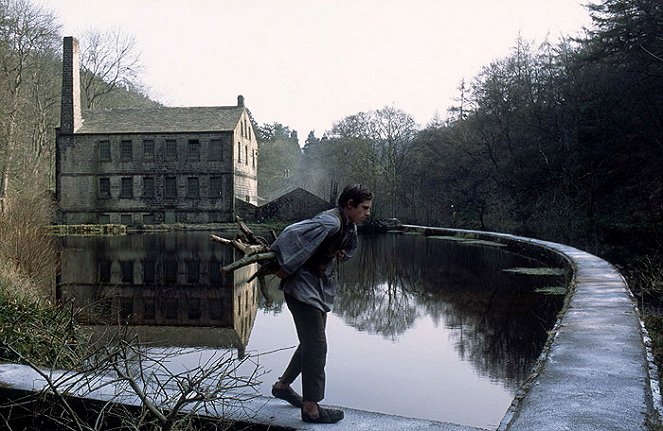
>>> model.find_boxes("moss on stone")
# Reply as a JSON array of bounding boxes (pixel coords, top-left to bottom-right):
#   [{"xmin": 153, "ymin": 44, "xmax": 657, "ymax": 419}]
[
  {"xmin": 503, "ymin": 267, "xmax": 567, "ymax": 276},
  {"xmin": 534, "ymin": 286, "xmax": 568, "ymax": 295}
]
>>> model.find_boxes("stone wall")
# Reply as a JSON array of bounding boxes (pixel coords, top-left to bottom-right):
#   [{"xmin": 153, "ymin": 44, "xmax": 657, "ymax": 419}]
[
  {"xmin": 57, "ymin": 132, "xmax": 235, "ymax": 224},
  {"xmin": 232, "ymin": 110, "xmax": 258, "ymax": 205}
]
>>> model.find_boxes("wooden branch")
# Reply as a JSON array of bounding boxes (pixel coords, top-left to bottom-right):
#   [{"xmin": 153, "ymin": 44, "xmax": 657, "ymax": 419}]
[
  {"xmin": 212, "ymin": 218, "xmax": 278, "ymax": 302},
  {"xmin": 235, "ymin": 216, "xmax": 263, "ymax": 245},
  {"xmin": 221, "ymin": 251, "xmax": 276, "ymax": 274},
  {"xmin": 247, "ymin": 259, "xmax": 279, "ymax": 283},
  {"xmin": 210, "ymin": 234, "xmax": 269, "ymax": 256},
  {"xmin": 210, "ymin": 234, "xmax": 232, "ymax": 246}
]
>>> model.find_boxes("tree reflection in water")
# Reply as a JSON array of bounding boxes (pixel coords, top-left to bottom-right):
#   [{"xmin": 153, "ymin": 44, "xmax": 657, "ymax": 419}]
[
  {"xmin": 335, "ymin": 233, "xmax": 567, "ymax": 387},
  {"xmin": 335, "ymin": 234, "xmax": 418, "ymax": 339}
]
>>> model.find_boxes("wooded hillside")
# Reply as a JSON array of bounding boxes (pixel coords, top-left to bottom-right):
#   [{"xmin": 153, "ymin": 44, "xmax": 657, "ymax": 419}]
[{"xmin": 258, "ymin": 0, "xmax": 663, "ymax": 261}]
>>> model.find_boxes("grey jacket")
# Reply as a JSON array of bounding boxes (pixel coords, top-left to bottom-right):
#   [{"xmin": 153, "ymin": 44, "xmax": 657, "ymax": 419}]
[{"xmin": 270, "ymin": 207, "xmax": 358, "ymax": 312}]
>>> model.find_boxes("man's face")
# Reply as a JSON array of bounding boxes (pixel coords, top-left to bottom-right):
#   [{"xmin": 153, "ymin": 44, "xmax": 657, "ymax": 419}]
[{"xmin": 345, "ymin": 199, "xmax": 372, "ymax": 224}]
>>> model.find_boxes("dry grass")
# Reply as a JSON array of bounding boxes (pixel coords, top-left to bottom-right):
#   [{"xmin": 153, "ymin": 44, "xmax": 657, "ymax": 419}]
[
  {"xmin": 0, "ymin": 186, "xmax": 58, "ymax": 298},
  {"xmin": 0, "ymin": 186, "xmax": 80, "ymax": 368}
]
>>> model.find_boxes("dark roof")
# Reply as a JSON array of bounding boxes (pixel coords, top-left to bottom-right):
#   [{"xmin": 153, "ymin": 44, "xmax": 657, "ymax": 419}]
[
  {"xmin": 76, "ymin": 106, "xmax": 245, "ymax": 134},
  {"xmin": 258, "ymin": 187, "xmax": 333, "ymax": 221}
]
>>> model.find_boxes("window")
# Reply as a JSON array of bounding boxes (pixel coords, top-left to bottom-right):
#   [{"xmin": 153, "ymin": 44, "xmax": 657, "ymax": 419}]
[
  {"xmin": 165, "ymin": 176, "xmax": 177, "ymax": 198},
  {"xmin": 164, "ymin": 260, "xmax": 177, "ymax": 283},
  {"xmin": 120, "ymin": 140, "xmax": 133, "ymax": 161},
  {"xmin": 237, "ymin": 142, "xmax": 241, "ymax": 163},
  {"xmin": 209, "ymin": 298, "xmax": 224, "ymax": 320},
  {"xmin": 99, "ymin": 141, "xmax": 111, "ymax": 161},
  {"xmin": 188, "ymin": 299, "xmax": 201, "ymax": 320},
  {"xmin": 143, "ymin": 177, "xmax": 155, "ymax": 199},
  {"xmin": 119, "ymin": 298, "xmax": 133, "ymax": 321},
  {"xmin": 210, "ymin": 177, "xmax": 223, "ymax": 198},
  {"xmin": 165, "ymin": 140, "xmax": 177, "ymax": 161},
  {"xmin": 165, "ymin": 298, "xmax": 178, "ymax": 319},
  {"xmin": 143, "ymin": 299, "xmax": 156, "ymax": 320},
  {"xmin": 99, "ymin": 261, "xmax": 111, "ymax": 283},
  {"xmin": 99, "ymin": 214, "xmax": 111, "ymax": 224},
  {"xmin": 209, "ymin": 139, "xmax": 223, "ymax": 161},
  {"xmin": 120, "ymin": 177, "xmax": 133, "ymax": 199},
  {"xmin": 187, "ymin": 177, "xmax": 199, "ymax": 198},
  {"xmin": 209, "ymin": 258, "xmax": 222, "ymax": 283},
  {"xmin": 164, "ymin": 211, "xmax": 176, "ymax": 223},
  {"xmin": 252, "ymin": 149, "xmax": 256, "ymax": 168},
  {"xmin": 120, "ymin": 261, "xmax": 133, "ymax": 283},
  {"xmin": 143, "ymin": 214, "xmax": 155, "ymax": 224},
  {"xmin": 120, "ymin": 214, "xmax": 133, "ymax": 225},
  {"xmin": 98, "ymin": 178, "xmax": 111, "ymax": 199},
  {"xmin": 143, "ymin": 260, "xmax": 155, "ymax": 283},
  {"xmin": 245, "ymin": 146, "xmax": 248, "ymax": 165},
  {"xmin": 143, "ymin": 140, "xmax": 155, "ymax": 160},
  {"xmin": 188, "ymin": 140, "xmax": 200, "ymax": 161},
  {"xmin": 187, "ymin": 260, "xmax": 200, "ymax": 284}
]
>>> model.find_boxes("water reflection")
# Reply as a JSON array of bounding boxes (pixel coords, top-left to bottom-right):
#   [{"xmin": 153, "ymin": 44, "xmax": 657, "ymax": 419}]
[
  {"xmin": 57, "ymin": 233, "xmax": 258, "ymax": 357},
  {"xmin": 337, "ymin": 234, "xmax": 566, "ymax": 386},
  {"xmin": 55, "ymin": 231, "xmax": 567, "ymax": 427}
]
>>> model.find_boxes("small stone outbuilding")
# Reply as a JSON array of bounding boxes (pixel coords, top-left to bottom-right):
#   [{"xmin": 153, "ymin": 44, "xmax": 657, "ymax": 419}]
[
  {"xmin": 236, "ymin": 187, "xmax": 334, "ymax": 222},
  {"xmin": 56, "ymin": 37, "xmax": 258, "ymax": 225}
]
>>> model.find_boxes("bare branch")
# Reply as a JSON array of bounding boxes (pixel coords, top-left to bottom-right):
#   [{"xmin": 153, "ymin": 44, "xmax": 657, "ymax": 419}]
[
  {"xmin": 79, "ymin": 28, "xmax": 143, "ymax": 110},
  {"xmin": 221, "ymin": 251, "xmax": 276, "ymax": 274}
]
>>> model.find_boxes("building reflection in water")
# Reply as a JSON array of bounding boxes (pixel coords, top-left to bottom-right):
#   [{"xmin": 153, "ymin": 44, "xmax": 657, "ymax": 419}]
[{"xmin": 56, "ymin": 232, "xmax": 258, "ymax": 358}]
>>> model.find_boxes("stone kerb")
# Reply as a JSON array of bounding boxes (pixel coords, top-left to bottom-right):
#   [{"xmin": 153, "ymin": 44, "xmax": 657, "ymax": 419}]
[{"xmin": 401, "ymin": 225, "xmax": 662, "ymax": 431}]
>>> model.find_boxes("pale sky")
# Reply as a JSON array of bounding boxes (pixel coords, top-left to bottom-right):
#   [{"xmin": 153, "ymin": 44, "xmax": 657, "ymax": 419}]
[{"xmin": 39, "ymin": 0, "xmax": 592, "ymax": 143}]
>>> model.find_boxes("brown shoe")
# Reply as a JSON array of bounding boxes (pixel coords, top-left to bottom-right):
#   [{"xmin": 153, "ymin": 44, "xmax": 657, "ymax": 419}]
[
  {"xmin": 271, "ymin": 384, "xmax": 303, "ymax": 408},
  {"xmin": 301, "ymin": 404, "xmax": 344, "ymax": 423}
]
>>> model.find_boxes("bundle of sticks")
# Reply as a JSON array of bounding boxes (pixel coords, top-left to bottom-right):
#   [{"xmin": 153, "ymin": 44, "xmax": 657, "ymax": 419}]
[{"xmin": 210, "ymin": 217, "xmax": 280, "ymax": 306}]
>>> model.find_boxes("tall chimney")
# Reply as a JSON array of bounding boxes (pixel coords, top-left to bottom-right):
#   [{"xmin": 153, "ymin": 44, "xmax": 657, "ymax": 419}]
[
  {"xmin": 60, "ymin": 36, "xmax": 82, "ymax": 133},
  {"xmin": 237, "ymin": 94, "xmax": 245, "ymax": 108}
]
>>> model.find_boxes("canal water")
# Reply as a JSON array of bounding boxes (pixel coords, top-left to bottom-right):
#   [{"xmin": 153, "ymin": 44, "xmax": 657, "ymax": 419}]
[{"xmin": 56, "ymin": 231, "xmax": 567, "ymax": 429}]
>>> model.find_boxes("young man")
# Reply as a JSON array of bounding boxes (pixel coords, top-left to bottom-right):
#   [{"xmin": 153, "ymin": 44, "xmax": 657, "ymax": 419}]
[{"xmin": 270, "ymin": 184, "xmax": 373, "ymax": 424}]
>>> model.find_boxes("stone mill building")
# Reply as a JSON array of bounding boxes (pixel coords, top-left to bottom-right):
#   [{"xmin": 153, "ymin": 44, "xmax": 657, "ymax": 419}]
[{"xmin": 56, "ymin": 36, "xmax": 258, "ymax": 225}]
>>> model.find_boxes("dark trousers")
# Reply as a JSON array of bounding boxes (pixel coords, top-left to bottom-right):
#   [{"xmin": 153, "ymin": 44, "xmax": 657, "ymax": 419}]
[{"xmin": 280, "ymin": 293, "xmax": 328, "ymax": 402}]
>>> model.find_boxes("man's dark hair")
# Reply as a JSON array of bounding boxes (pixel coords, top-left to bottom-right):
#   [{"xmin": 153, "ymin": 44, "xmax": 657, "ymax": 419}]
[{"xmin": 338, "ymin": 184, "xmax": 373, "ymax": 208}]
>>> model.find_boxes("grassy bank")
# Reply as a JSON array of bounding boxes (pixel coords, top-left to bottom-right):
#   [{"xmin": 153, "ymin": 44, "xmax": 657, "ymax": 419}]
[
  {"xmin": 0, "ymin": 187, "xmax": 83, "ymax": 368},
  {"xmin": 0, "ymin": 266, "xmax": 81, "ymax": 368},
  {"xmin": 623, "ymin": 254, "xmax": 663, "ymax": 380}
]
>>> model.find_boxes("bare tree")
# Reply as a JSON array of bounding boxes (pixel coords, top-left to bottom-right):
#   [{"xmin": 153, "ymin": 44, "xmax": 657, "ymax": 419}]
[
  {"xmin": 1, "ymin": 331, "xmax": 264, "ymax": 431},
  {"xmin": 79, "ymin": 28, "xmax": 143, "ymax": 110},
  {"xmin": 0, "ymin": 0, "xmax": 59, "ymax": 212},
  {"xmin": 330, "ymin": 106, "xmax": 418, "ymax": 218}
]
